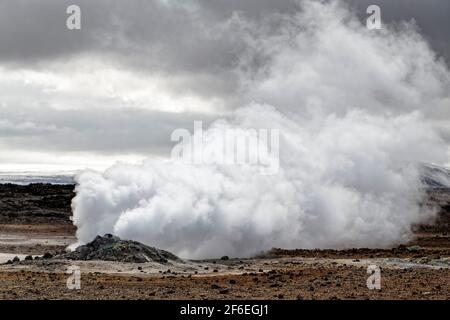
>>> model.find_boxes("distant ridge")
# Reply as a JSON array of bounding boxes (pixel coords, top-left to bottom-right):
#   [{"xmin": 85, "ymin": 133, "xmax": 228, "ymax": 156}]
[
  {"xmin": 0, "ymin": 163, "xmax": 449, "ymax": 187},
  {"xmin": 0, "ymin": 173, "xmax": 75, "ymax": 185},
  {"xmin": 420, "ymin": 163, "xmax": 450, "ymax": 190}
]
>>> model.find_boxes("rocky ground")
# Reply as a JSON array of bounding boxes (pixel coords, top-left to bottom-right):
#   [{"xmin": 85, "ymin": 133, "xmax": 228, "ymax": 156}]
[
  {"xmin": 0, "ymin": 184, "xmax": 74, "ymax": 224},
  {"xmin": 0, "ymin": 183, "xmax": 449, "ymax": 300}
]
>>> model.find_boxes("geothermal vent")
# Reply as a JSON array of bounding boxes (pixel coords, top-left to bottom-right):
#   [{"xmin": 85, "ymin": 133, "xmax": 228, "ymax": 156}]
[{"xmin": 64, "ymin": 234, "xmax": 180, "ymax": 264}]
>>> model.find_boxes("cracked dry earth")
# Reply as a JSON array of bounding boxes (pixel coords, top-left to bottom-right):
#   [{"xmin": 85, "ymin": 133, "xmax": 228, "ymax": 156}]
[{"xmin": 0, "ymin": 184, "xmax": 449, "ymax": 300}]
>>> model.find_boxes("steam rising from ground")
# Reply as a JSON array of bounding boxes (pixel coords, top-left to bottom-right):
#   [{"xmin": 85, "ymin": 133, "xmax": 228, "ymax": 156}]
[{"xmin": 72, "ymin": 1, "xmax": 450, "ymax": 258}]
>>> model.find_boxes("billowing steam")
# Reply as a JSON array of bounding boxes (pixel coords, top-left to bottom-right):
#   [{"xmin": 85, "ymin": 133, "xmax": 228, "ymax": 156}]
[{"xmin": 71, "ymin": 0, "xmax": 450, "ymax": 258}]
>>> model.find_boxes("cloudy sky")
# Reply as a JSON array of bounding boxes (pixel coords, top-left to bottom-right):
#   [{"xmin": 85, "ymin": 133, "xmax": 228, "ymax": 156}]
[{"xmin": 1, "ymin": 0, "xmax": 449, "ymax": 172}]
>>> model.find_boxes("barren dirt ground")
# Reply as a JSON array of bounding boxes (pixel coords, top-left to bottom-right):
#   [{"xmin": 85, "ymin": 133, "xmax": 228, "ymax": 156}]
[
  {"xmin": 0, "ymin": 184, "xmax": 449, "ymax": 300},
  {"xmin": 0, "ymin": 224, "xmax": 449, "ymax": 300}
]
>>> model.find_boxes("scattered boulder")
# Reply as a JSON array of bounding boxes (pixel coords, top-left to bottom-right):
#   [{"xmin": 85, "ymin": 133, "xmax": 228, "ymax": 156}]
[
  {"xmin": 12, "ymin": 256, "xmax": 20, "ymax": 263},
  {"xmin": 62, "ymin": 234, "xmax": 180, "ymax": 264},
  {"xmin": 407, "ymin": 245, "xmax": 423, "ymax": 252},
  {"xmin": 43, "ymin": 252, "xmax": 53, "ymax": 259},
  {"xmin": 24, "ymin": 255, "xmax": 33, "ymax": 261}
]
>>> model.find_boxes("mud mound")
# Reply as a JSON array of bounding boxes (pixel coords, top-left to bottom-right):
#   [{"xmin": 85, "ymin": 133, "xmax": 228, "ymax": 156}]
[{"xmin": 63, "ymin": 234, "xmax": 180, "ymax": 263}]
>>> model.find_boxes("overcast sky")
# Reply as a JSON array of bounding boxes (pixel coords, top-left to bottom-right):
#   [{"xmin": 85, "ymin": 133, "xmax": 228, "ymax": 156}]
[{"xmin": 0, "ymin": 0, "xmax": 449, "ymax": 172}]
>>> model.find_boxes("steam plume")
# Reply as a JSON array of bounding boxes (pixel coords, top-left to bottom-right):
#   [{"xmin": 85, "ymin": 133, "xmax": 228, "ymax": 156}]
[{"xmin": 71, "ymin": 0, "xmax": 450, "ymax": 258}]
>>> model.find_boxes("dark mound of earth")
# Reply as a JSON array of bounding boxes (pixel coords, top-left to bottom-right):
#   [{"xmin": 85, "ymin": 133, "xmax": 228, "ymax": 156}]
[{"xmin": 63, "ymin": 234, "xmax": 180, "ymax": 263}]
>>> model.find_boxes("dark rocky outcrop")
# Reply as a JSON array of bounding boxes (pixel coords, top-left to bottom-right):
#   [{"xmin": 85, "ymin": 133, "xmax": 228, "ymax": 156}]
[
  {"xmin": 0, "ymin": 183, "xmax": 74, "ymax": 224},
  {"xmin": 62, "ymin": 234, "xmax": 180, "ymax": 264}
]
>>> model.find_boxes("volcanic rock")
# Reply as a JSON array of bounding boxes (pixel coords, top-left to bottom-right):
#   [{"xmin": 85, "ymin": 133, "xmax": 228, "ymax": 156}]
[
  {"xmin": 63, "ymin": 234, "xmax": 180, "ymax": 263},
  {"xmin": 43, "ymin": 252, "xmax": 53, "ymax": 259}
]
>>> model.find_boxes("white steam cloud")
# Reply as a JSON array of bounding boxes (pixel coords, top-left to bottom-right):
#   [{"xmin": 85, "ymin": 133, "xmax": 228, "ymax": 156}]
[{"xmin": 71, "ymin": 0, "xmax": 450, "ymax": 258}]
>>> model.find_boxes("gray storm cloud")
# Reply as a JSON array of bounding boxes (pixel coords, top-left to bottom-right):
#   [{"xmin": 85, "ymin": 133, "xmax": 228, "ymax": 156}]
[
  {"xmin": 1, "ymin": 0, "xmax": 450, "ymax": 162},
  {"xmin": 71, "ymin": 0, "xmax": 450, "ymax": 258}
]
